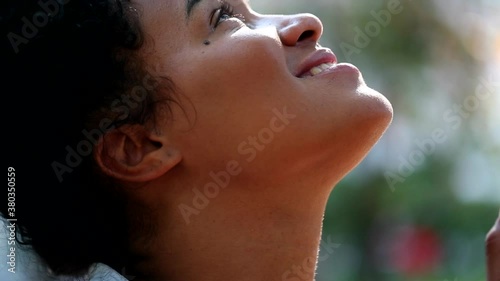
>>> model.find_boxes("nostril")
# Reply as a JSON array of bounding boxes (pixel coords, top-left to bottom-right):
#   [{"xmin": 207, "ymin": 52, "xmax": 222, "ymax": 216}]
[
  {"xmin": 298, "ymin": 30, "xmax": 315, "ymax": 42},
  {"xmin": 278, "ymin": 14, "xmax": 323, "ymax": 46}
]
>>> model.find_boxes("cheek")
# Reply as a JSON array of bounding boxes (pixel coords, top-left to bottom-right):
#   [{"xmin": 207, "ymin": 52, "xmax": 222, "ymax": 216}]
[
  {"xmin": 210, "ymin": 33, "xmax": 286, "ymax": 84},
  {"xmin": 169, "ymin": 30, "xmax": 296, "ymax": 121},
  {"xmin": 164, "ymin": 34, "xmax": 296, "ymax": 160}
]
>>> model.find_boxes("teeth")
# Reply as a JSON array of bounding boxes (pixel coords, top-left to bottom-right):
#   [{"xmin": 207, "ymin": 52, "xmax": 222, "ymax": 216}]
[
  {"xmin": 310, "ymin": 66, "xmax": 323, "ymax": 75},
  {"xmin": 306, "ymin": 63, "xmax": 335, "ymax": 77}
]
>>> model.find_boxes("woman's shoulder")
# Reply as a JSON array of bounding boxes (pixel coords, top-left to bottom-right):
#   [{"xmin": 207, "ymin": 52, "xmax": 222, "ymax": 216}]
[{"xmin": 86, "ymin": 263, "xmax": 130, "ymax": 281}]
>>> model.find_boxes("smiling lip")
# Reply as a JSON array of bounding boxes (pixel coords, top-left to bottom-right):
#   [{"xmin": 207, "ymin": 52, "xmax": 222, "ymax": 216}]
[{"xmin": 296, "ymin": 49, "xmax": 338, "ymax": 78}]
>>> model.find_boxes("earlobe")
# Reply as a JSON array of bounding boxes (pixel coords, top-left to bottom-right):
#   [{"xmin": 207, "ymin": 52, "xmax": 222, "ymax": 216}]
[{"xmin": 94, "ymin": 124, "xmax": 182, "ymax": 183}]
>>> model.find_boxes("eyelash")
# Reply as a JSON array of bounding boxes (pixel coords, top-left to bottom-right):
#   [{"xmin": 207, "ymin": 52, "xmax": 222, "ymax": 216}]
[{"xmin": 212, "ymin": 2, "xmax": 245, "ymax": 29}]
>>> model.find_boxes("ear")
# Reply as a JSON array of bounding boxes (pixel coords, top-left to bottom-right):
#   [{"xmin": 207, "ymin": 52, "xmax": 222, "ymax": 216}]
[{"xmin": 94, "ymin": 124, "xmax": 182, "ymax": 182}]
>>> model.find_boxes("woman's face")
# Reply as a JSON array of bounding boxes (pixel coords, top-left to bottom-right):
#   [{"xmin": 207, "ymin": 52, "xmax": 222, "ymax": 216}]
[{"xmin": 136, "ymin": 0, "xmax": 393, "ymax": 187}]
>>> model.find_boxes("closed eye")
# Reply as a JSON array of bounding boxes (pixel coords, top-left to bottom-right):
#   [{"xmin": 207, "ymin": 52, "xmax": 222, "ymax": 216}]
[{"xmin": 211, "ymin": 1, "xmax": 245, "ymax": 29}]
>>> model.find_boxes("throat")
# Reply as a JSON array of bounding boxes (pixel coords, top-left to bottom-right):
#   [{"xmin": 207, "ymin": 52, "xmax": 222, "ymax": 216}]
[{"xmin": 129, "ymin": 197, "xmax": 329, "ymax": 281}]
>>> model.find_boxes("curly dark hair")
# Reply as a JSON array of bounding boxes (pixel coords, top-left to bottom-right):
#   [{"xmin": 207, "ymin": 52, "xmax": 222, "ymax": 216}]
[{"xmin": 1, "ymin": 0, "xmax": 171, "ymax": 277}]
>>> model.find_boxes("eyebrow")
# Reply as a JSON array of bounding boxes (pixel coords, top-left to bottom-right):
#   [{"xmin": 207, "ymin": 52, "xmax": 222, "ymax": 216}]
[
  {"xmin": 187, "ymin": 0, "xmax": 203, "ymax": 18},
  {"xmin": 187, "ymin": 0, "xmax": 250, "ymax": 18}
]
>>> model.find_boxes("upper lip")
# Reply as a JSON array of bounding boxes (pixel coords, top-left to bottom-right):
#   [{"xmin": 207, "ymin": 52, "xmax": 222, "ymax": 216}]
[{"xmin": 295, "ymin": 48, "xmax": 338, "ymax": 77}]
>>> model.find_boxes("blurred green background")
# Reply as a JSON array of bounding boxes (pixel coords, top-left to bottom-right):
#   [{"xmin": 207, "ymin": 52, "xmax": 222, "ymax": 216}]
[{"xmin": 251, "ymin": 0, "xmax": 499, "ymax": 280}]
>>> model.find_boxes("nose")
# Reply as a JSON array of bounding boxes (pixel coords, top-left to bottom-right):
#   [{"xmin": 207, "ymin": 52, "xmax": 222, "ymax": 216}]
[{"xmin": 276, "ymin": 13, "xmax": 323, "ymax": 47}]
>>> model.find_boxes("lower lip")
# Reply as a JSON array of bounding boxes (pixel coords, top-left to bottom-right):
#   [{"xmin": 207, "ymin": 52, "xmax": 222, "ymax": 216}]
[{"xmin": 305, "ymin": 63, "xmax": 360, "ymax": 78}]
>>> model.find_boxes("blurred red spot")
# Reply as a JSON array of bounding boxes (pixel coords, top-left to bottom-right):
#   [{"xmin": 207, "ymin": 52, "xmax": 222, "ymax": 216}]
[{"xmin": 390, "ymin": 226, "xmax": 443, "ymax": 276}]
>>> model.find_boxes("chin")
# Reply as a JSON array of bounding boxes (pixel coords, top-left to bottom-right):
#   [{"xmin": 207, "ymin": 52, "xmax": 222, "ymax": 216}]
[
  {"xmin": 331, "ymin": 89, "xmax": 393, "ymax": 182},
  {"xmin": 352, "ymin": 84, "xmax": 394, "ymax": 147},
  {"xmin": 361, "ymin": 84, "xmax": 393, "ymax": 121}
]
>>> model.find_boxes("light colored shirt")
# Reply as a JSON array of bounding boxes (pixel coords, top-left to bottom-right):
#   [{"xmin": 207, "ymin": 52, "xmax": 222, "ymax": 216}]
[{"xmin": 0, "ymin": 220, "xmax": 128, "ymax": 281}]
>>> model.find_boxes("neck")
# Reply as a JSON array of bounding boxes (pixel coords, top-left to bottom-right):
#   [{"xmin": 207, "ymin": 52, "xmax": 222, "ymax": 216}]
[{"xmin": 130, "ymin": 178, "xmax": 333, "ymax": 281}]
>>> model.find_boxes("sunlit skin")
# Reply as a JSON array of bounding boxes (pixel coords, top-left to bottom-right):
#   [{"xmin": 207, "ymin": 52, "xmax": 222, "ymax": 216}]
[
  {"xmin": 94, "ymin": 0, "xmax": 393, "ymax": 280},
  {"xmin": 486, "ymin": 213, "xmax": 500, "ymax": 281}
]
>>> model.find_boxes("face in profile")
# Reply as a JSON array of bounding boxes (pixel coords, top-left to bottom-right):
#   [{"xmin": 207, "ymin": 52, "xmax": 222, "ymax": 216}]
[
  {"xmin": 2, "ymin": 0, "xmax": 394, "ymax": 280},
  {"xmin": 93, "ymin": 1, "xmax": 394, "ymax": 278},
  {"xmin": 132, "ymin": 0, "xmax": 393, "ymax": 190}
]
